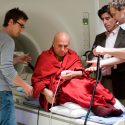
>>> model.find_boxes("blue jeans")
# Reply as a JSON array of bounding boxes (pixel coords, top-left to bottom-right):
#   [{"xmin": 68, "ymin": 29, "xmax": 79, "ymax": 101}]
[{"xmin": 0, "ymin": 91, "xmax": 16, "ymax": 125}]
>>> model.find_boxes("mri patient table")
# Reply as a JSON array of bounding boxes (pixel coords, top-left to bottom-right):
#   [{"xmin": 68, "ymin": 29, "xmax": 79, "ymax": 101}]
[
  {"xmin": 14, "ymin": 98, "xmax": 125, "ymax": 125},
  {"xmin": 13, "ymin": 87, "xmax": 125, "ymax": 125}
]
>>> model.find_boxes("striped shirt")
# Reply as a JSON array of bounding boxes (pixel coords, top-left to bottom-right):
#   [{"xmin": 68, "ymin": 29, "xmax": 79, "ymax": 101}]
[{"xmin": 0, "ymin": 32, "xmax": 17, "ymax": 91}]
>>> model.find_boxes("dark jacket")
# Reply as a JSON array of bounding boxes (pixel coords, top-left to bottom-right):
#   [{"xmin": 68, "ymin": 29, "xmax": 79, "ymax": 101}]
[{"xmin": 90, "ymin": 27, "xmax": 125, "ymax": 99}]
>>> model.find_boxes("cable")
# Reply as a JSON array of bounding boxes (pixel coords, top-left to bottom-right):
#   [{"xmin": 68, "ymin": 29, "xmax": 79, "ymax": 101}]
[
  {"xmin": 37, "ymin": 107, "xmax": 40, "ymax": 125},
  {"xmin": 49, "ymin": 76, "xmax": 61, "ymax": 125},
  {"xmin": 28, "ymin": 62, "xmax": 34, "ymax": 71},
  {"xmin": 84, "ymin": 56, "xmax": 100, "ymax": 125}
]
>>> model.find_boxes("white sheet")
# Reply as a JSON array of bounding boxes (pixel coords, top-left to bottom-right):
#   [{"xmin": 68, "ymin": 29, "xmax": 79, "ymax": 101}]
[{"xmin": 50, "ymin": 99, "xmax": 125, "ymax": 124}]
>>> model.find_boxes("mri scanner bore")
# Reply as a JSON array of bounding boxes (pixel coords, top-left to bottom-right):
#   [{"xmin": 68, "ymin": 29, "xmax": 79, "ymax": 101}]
[{"xmin": 13, "ymin": 32, "xmax": 41, "ymax": 84}]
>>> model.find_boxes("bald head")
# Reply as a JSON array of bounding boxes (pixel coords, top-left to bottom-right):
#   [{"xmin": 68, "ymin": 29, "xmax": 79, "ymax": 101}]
[
  {"xmin": 53, "ymin": 32, "xmax": 70, "ymax": 44},
  {"xmin": 52, "ymin": 32, "xmax": 70, "ymax": 59}
]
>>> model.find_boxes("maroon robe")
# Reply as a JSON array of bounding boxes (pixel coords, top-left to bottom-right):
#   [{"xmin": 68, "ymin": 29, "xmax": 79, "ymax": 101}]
[{"xmin": 32, "ymin": 48, "xmax": 121, "ymax": 116}]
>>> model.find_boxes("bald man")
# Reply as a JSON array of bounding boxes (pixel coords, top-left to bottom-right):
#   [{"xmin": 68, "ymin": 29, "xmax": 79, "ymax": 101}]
[{"xmin": 32, "ymin": 32, "xmax": 123, "ymax": 117}]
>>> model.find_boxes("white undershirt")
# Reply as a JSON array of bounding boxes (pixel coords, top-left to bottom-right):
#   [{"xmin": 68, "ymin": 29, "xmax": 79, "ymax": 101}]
[{"xmin": 104, "ymin": 26, "xmax": 120, "ymax": 59}]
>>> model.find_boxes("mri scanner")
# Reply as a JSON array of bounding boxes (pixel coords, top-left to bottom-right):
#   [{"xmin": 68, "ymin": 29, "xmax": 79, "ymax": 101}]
[
  {"xmin": 13, "ymin": 25, "xmax": 125, "ymax": 125},
  {"xmin": 0, "ymin": 0, "xmax": 125, "ymax": 125}
]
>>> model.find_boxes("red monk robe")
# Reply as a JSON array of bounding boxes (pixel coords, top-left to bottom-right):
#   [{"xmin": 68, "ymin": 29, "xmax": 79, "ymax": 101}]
[{"xmin": 32, "ymin": 47, "xmax": 122, "ymax": 116}]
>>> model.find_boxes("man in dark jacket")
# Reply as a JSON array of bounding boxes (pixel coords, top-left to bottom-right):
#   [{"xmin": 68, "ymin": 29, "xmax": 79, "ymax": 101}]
[{"xmin": 89, "ymin": 5, "xmax": 125, "ymax": 103}]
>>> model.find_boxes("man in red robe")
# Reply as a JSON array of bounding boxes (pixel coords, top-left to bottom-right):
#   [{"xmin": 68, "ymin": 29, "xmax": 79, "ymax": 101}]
[{"xmin": 32, "ymin": 32, "xmax": 122, "ymax": 117}]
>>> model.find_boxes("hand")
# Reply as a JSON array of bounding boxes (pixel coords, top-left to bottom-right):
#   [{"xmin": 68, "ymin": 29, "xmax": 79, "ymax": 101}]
[
  {"xmin": 93, "ymin": 46, "xmax": 105, "ymax": 56},
  {"xmin": 61, "ymin": 70, "xmax": 73, "ymax": 80},
  {"xmin": 13, "ymin": 53, "xmax": 32, "ymax": 64},
  {"xmin": 85, "ymin": 66, "xmax": 97, "ymax": 72},
  {"xmin": 85, "ymin": 60, "xmax": 97, "ymax": 72},
  {"xmin": 101, "ymin": 66, "xmax": 112, "ymax": 76},
  {"xmin": 42, "ymin": 88, "xmax": 55, "ymax": 104},
  {"xmin": 23, "ymin": 84, "xmax": 33, "ymax": 97}
]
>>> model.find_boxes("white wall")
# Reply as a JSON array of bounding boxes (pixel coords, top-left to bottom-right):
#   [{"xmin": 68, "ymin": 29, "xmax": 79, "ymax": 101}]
[{"xmin": 0, "ymin": 0, "xmax": 108, "ymax": 56}]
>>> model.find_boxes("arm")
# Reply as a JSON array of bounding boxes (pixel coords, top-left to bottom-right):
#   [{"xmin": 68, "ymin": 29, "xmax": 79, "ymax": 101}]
[
  {"xmin": 32, "ymin": 52, "xmax": 51, "ymax": 99},
  {"xmin": 13, "ymin": 75, "xmax": 33, "ymax": 96},
  {"xmin": 93, "ymin": 46, "xmax": 125, "ymax": 59},
  {"xmin": 41, "ymin": 71, "xmax": 83, "ymax": 104},
  {"xmin": 32, "ymin": 51, "xmax": 57, "ymax": 103},
  {"xmin": 85, "ymin": 57, "xmax": 125, "ymax": 71},
  {"xmin": 61, "ymin": 70, "xmax": 83, "ymax": 80},
  {"xmin": 13, "ymin": 53, "xmax": 32, "ymax": 65},
  {"xmin": 42, "ymin": 88, "xmax": 54, "ymax": 104},
  {"xmin": 0, "ymin": 40, "xmax": 33, "ymax": 96},
  {"xmin": 100, "ymin": 57, "xmax": 125, "ymax": 66}
]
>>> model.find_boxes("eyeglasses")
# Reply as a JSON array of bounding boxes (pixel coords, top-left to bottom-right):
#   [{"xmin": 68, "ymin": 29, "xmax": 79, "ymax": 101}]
[{"xmin": 16, "ymin": 21, "xmax": 25, "ymax": 29}]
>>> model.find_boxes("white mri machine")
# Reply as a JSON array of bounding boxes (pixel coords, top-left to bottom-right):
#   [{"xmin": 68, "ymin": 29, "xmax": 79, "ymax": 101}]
[
  {"xmin": 13, "ymin": 18, "xmax": 125, "ymax": 125},
  {"xmin": 0, "ymin": 0, "xmax": 125, "ymax": 125}
]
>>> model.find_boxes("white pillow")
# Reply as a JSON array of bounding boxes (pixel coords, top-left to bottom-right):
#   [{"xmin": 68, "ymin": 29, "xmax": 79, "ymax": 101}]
[
  {"xmin": 50, "ymin": 99, "xmax": 125, "ymax": 118},
  {"xmin": 63, "ymin": 102, "xmax": 83, "ymax": 109},
  {"xmin": 49, "ymin": 102, "xmax": 94, "ymax": 118}
]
